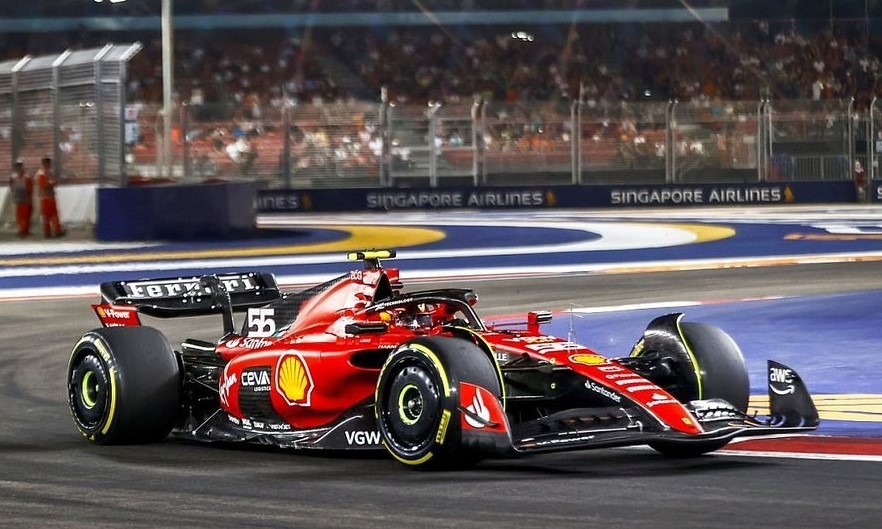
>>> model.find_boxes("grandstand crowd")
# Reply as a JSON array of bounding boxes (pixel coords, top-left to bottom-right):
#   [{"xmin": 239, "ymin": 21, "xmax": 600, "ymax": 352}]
[
  {"xmin": 3, "ymin": 1, "xmax": 879, "ymax": 105},
  {"xmin": 1, "ymin": 3, "xmax": 879, "ymax": 182},
  {"xmin": 6, "ymin": 1, "xmax": 730, "ymax": 18},
  {"xmin": 35, "ymin": 19, "xmax": 876, "ymax": 111}
]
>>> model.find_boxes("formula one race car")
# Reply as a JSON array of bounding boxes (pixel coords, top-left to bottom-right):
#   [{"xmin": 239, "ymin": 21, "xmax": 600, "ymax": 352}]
[{"xmin": 67, "ymin": 250, "xmax": 819, "ymax": 469}]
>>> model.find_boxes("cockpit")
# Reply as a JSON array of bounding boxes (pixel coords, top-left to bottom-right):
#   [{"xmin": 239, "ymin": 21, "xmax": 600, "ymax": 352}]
[{"xmin": 370, "ymin": 289, "xmax": 484, "ymax": 333}]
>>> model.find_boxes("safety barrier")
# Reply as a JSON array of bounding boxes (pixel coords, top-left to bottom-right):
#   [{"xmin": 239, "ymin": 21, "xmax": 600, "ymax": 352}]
[
  {"xmin": 96, "ymin": 182, "xmax": 257, "ymax": 241},
  {"xmin": 0, "ymin": 183, "xmax": 96, "ymax": 229},
  {"xmin": 258, "ymin": 181, "xmax": 857, "ymax": 213},
  {"xmin": 57, "ymin": 184, "xmax": 98, "ymax": 225}
]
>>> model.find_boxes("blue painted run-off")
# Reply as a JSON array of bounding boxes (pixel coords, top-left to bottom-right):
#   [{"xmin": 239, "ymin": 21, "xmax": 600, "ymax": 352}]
[{"xmin": 533, "ymin": 290, "xmax": 882, "ymax": 437}]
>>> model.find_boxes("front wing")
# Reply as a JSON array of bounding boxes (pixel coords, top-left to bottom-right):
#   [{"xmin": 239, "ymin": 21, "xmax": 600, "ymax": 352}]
[
  {"xmin": 460, "ymin": 360, "xmax": 820, "ymax": 457},
  {"xmin": 514, "ymin": 400, "xmax": 813, "ymax": 454}
]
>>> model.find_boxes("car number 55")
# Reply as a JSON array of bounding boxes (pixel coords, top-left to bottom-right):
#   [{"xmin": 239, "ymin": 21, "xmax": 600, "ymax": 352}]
[{"xmin": 247, "ymin": 308, "xmax": 276, "ymax": 338}]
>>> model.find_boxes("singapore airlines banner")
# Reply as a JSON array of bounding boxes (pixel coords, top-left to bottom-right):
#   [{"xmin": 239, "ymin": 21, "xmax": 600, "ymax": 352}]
[{"xmin": 257, "ymin": 181, "xmax": 856, "ymax": 213}]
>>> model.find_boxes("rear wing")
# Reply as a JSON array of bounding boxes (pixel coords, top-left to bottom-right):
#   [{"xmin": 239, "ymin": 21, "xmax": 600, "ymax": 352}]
[{"xmin": 99, "ymin": 272, "xmax": 281, "ymax": 318}]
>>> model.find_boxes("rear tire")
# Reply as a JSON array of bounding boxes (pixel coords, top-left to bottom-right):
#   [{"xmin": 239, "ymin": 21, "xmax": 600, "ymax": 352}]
[
  {"xmin": 375, "ymin": 336, "xmax": 501, "ymax": 469},
  {"xmin": 67, "ymin": 327, "xmax": 181, "ymax": 444},
  {"xmin": 648, "ymin": 321, "xmax": 749, "ymax": 457}
]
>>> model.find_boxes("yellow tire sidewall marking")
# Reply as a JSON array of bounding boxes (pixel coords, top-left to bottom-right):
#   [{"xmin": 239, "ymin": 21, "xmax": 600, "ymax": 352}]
[
  {"xmin": 674, "ymin": 316, "xmax": 705, "ymax": 400},
  {"xmin": 101, "ymin": 367, "xmax": 118, "ymax": 436}
]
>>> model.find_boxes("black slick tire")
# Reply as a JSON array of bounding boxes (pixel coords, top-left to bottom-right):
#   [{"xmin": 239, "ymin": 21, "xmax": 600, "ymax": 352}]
[
  {"xmin": 375, "ymin": 336, "xmax": 501, "ymax": 469},
  {"xmin": 67, "ymin": 327, "xmax": 181, "ymax": 444},
  {"xmin": 649, "ymin": 321, "xmax": 749, "ymax": 457}
]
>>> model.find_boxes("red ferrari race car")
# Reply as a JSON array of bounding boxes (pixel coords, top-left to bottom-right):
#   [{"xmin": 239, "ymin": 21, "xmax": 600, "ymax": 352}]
[{"xmin": 67, "ymin": 250, "xmax": 819, "ymax": 469}]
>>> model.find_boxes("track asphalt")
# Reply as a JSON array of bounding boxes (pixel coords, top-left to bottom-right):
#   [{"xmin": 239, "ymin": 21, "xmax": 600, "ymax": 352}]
[{"xmin": 2, "ymin": 205, "xmax": 881, "ymax": 443}]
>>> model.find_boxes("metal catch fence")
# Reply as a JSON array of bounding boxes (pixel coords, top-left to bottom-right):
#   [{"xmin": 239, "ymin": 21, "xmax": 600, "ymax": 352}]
[
  {"xmin": 0, "ymin": 43, "xmax": 141, "ymax": 185},
  {"xmin": 0, "ymin": 45, "xmax": 872, "ymax": 190}
]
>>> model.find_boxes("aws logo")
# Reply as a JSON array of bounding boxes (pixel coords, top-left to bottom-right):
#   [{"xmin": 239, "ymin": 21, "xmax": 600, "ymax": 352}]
[{"xmin": 275, "ymin": 354, "xmax": 314, "ymax": 407}]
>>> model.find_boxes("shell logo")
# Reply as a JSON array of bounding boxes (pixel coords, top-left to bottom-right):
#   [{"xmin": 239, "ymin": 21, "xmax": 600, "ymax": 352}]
[
  {"xmin": 569, "ymin": 353, "xmax": 607, "ymax": 366},
  {"xmin": 275, "ymin": 354, "xmax": 314, "ymax": 406}
]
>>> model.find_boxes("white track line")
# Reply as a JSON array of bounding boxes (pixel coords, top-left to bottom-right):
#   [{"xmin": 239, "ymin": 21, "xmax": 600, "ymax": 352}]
[{"xmin": 714, "ymin": 450, "xmax": 882, "ymax": 462}]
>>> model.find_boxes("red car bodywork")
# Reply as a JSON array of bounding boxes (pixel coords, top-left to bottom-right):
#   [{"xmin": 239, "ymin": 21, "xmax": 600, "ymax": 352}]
[{"xmin": 85, "ymin": 250, "xmax": 817, "ymax": 460}]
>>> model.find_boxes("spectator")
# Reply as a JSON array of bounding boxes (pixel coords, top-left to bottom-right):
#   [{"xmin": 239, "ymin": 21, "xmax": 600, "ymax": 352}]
[
  {"xmin": 9, "ymin": 159, "xmax": 33, "ymax": 238},
  {"xmin": 854, "ymin": 160, "xmax": 867, "ymax": 202},
  {"xmin": 225, "ymin": 132, "xmax": 258, "ymax": 174},
  {"xmin": 35, "ymin": 156, "xmax": 65, "ymax": 238},
  {"xmin": 811, "ymin": 78, "xmax": 823, "ymax": 101}
]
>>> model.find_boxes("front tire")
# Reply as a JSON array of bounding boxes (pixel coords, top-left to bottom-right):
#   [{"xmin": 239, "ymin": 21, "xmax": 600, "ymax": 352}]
[
  {"xmin": 640, "ymin": 314, "xmax": 750, "ymax": 457},
  {"xmin": 67, "ymin": 327, "xmax": 181, "ymax": 444},
  {"xmin": 679, "ymin": 321, "xmax": 749, "ymax": 410},
  {"xmin": 375, "ymin": 336, "xmax": 501, "ymax": 469}
]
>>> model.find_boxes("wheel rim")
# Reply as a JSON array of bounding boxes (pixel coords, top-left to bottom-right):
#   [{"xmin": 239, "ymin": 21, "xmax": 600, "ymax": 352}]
[
  {"xmin": 397, "ymin": 383, "xmax": 423, "ymax": 426},
  {"xmin": 81, "ymin": 370, "xmax": 99, "ymax": 409},
  {"xmin": 69, "ymin": 352, "xmax": 110, "ymax": 431},
  {"xmin": 382, "ymin": 362, "xmax": 441, "ymax": 454}
]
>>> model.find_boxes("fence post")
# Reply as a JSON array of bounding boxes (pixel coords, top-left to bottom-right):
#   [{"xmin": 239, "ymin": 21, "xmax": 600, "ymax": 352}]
[
  {"xmin": 479, "ymin": 101, "xmax": 487, "ymax": 185},
  {"xmin": 570, "ymin": 98, "xmax": 580, "ymax": 185},
  {"xmin": 116, "ymin": 59, "xmax": 126, "ymax": 186},
  {"xmin": 94, "ymin": 44, "xmax": 113, "ymax": 186},
  {"xmin": 767, "ymin": 99, "xmax": 773, "ymax": 180},
  {"xmin": 427, "ymin": 102, "xmax": 441, "ymax": 187},
  {"xmin": 282, "ymin": 100, "xmax": 291, "ymax": 188},
  {"xmin": 470, "ymin": 96, "xmax": 482, "ymax": 187},
  {"xmin": 665, "ymin": 100, "xmax": 677, "ymax": 183},
  {"xmin": 871, "ymin": 97, "xmax": 877, "ymax": 184},
  {"xmin": 379, "ymin": 86, "xmax": 391, "ymax": 187},
  {"xmin": 762, "ymin": 99, "xmax": 774, "ymax": 182},
  {"xmin": 756, "ymin": 100, "xmax": 765, "ymax": 181},
  {"xmin": 847, "ymin": 97, "xmax": 856, "ymax": 185},
  {"xmin": 10, "ymin": 56, "xmax": 30, "ymax": 163},
  {"xmin": 118, "ymin": 43, "xmax": 142, "ymax": 186},
  {"xmin": 51, "ymin": 51, "xmax": 71, "ymax": 183},
  {"xmin": 154, "ymin": 112, "xmax": 163, "ymax": 179},
  {"xmin": 181, "ymin": 103, "xmax": 191, "ymax": 181}
]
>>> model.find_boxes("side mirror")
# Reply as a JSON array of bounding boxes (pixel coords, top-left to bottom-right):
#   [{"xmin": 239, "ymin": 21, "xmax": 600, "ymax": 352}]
[{"xmin": 527, "ymin": 311, "xmax": 552, "ymax": 333}]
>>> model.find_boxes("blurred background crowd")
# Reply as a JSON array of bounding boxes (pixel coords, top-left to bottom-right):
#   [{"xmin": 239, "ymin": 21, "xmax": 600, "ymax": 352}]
[
  {"xmin": 1, "ymin": 1, "xmax": 880, "ymax": 185},
  {"xmin": 3, "ymin": 1, "xmax": 881, "ymax": 107}
]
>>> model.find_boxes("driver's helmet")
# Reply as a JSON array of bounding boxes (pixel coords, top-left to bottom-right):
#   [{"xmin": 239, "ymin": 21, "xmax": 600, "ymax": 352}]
[{"xmin": 394, "ymin": 308, "xmax": 433, "ymax": 330}]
